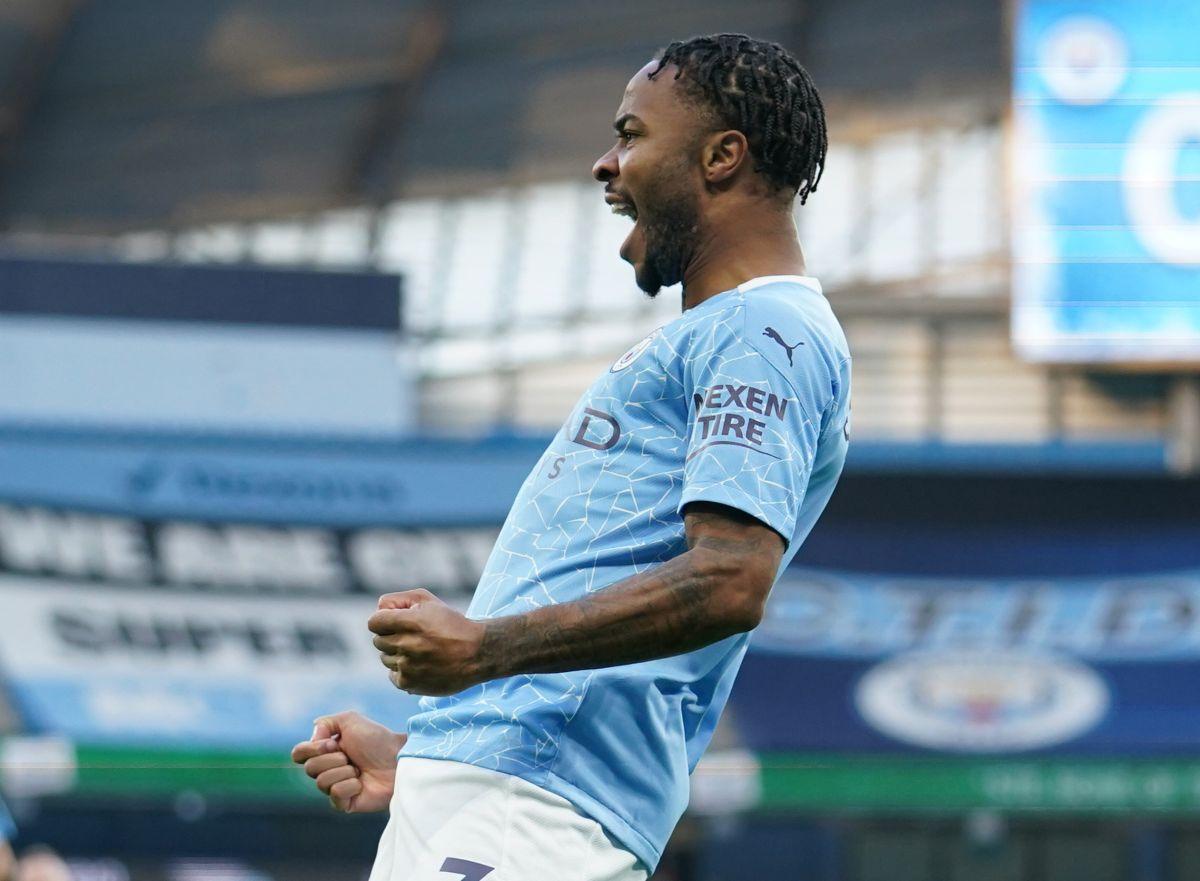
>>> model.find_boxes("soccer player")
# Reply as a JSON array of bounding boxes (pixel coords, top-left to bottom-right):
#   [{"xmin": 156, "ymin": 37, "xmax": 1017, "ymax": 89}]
[{"xmin": 292, "ymin": 33, "xmax": 850, "ymax": 881}]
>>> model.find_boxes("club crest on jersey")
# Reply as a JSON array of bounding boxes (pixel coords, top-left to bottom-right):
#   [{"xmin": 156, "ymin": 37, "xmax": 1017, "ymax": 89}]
[{"xmin": 611, "ymin": 328, "xmax": 661, "ymax": 373}]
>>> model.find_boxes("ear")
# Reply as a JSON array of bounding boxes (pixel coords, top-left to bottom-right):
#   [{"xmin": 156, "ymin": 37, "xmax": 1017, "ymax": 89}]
[{"xmin": 701, "ymin": 130, "xmax": 751, "ymax": 185}]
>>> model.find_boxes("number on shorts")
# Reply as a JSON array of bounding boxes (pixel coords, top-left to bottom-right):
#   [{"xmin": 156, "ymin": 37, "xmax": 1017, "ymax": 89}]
[{"xmin": 440, "ymin": 857, "xmax": 495, "ymax": 881}]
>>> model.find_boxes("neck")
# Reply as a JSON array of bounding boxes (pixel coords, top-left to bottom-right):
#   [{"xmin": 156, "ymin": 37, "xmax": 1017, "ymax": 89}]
[{"xmin": 680, "ymin": 204, "xmax": 807, "ymax": 311}]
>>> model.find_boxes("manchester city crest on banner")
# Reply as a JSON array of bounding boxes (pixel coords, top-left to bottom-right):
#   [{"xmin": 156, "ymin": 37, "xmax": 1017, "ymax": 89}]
[{"xmin": 855, "ymin": 651, "xmax": 1110, "ymax": 752}]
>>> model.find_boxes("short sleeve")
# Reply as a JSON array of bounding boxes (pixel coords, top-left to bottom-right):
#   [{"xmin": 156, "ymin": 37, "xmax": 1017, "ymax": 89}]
[{"xmin": 677, "ymin": 308, "xmax": 826, "ymax": 544}]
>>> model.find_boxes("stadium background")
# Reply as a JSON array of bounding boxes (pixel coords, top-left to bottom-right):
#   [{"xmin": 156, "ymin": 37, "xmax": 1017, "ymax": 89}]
[{"xmin": 1, "ymin": 1, "xmax": 1199, "ymax": 880}]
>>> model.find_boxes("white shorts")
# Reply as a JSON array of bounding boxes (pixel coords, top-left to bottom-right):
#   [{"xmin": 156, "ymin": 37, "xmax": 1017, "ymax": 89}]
[{"xmin": 368, "ymin": 757, "xmax": 649, "ymax": 881}]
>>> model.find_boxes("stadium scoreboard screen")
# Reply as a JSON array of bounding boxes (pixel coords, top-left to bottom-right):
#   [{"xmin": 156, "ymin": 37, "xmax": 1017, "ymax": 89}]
[{"xmin": 1012, "ymin": 0, "xmax": 1200, "ymax": 364}]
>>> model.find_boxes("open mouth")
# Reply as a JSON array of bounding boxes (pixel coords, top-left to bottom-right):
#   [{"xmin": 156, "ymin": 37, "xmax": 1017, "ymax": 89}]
[
  {"xmin": 606, "ymin": 193, "xmax": 642, "ymax": 264},
  {"xmin": 606, "ymin": 192, "xmax": 638, "ymax": 222},
  {"xmin": 610, "ymin": 202, "xmax": 638, "ymax": 222}
]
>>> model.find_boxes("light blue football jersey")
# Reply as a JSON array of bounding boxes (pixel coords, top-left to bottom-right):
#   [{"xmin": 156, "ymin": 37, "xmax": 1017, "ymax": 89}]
[{"xmin": 401, "ymin": 275, "xmax": 851, "ymax": 869}]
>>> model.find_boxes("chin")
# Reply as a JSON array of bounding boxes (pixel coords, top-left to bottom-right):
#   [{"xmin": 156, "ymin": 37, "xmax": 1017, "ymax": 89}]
[{"xmin": 634, "ymin": 265, "xmax": 662, "ymax": 297}]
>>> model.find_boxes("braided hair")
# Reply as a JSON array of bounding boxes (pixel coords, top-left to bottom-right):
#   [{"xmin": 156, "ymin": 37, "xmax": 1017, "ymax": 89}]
[{"xmin": 650, "ymin": 34, "xmax": 827, "ymax": 204}]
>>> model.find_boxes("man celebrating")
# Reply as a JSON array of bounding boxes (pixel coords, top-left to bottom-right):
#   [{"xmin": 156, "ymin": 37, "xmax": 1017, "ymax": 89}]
[{"xmin": 293, "ymin": 33, "xmax": 850, "ymax": 880}]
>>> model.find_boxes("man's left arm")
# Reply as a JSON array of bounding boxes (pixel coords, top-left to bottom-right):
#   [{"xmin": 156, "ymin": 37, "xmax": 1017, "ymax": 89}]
[{"xmin": 369, "ymin": 501, "xmax": 783, "ymax": 696}]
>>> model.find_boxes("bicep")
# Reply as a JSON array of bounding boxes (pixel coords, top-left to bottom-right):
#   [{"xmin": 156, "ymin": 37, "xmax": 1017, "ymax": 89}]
[
  {"xmin": 681, "ymin": 502, "xmax": 784, "ymax": 628},
  {"xmin": 682, "ymin": 501, "xmax": 785, "ymax": 573}
]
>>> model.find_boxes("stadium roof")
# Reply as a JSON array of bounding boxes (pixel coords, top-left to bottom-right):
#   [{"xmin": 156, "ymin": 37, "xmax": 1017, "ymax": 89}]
[{"xmin": 0, "ymin": 0, "xmax": 1002, "ymax": 232}]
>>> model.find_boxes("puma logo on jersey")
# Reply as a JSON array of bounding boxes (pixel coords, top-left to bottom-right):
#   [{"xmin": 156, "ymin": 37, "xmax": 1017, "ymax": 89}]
[{"xmin": 762, "ymin": 326, "xmax": 804, "ymax": 365}]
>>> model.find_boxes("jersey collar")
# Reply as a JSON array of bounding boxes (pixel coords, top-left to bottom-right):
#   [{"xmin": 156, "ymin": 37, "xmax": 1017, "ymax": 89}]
[
  {"xmin": 737, "ymin": 274, "xmax": 823, "ymax": 295},
  {"xmin": 682, "ymin": 275, "xmax": 824, "ymax": 316}
]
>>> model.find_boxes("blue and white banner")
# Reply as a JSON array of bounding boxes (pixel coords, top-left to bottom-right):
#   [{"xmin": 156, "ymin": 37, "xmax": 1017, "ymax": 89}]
[
  {"xmin": 734, "ymin": 567, "xmax": 1200, "ymax": 756},
  {"xmin": 0, "ymin": 428, "xmax": 540, "ymax": 527},
  {"xmin": 1012, "ymin": 0, "xmax": 1200, "ymax": 363},
  {"xmin": 0, "ymin": 428, "xmax": 546, "ymax": 745},
  {"xmin": 4, "ymin": 426, "xmax": 1198, "ymax": 756},
  {"xmin": 0, "ymin": 576, "xmax": 422, "ymax": 748}
]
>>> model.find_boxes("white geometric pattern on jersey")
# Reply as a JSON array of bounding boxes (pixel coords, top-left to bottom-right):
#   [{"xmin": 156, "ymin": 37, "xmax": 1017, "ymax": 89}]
[
  {"xmin": 401, "ymin": 280, "xmax": 850, "ymax": 870},
  {"xmin": 405, "ymin": 290, "xmax": 820, "ymax": 772}
]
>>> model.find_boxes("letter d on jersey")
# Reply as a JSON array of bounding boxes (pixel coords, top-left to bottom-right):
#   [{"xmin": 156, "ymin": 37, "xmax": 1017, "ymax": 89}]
[{"xmin": 572, "ymin": 408, "xmax": 622, "ymax": 451}]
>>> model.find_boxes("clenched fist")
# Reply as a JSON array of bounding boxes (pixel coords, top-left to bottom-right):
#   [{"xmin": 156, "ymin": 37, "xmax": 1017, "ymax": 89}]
[
  {"xmin": 368, "ymin": 589, "xmax": 489, "ymax": 697},
  {"xmin": 290, "ymin": 711, "xmax": 406, "ymax": 813}
]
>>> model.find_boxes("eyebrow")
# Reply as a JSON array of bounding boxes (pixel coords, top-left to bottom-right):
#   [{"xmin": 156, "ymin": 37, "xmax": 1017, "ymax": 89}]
[{"xmin": 613, "ymin": 113, "xmax": 644, "ymax": 133}]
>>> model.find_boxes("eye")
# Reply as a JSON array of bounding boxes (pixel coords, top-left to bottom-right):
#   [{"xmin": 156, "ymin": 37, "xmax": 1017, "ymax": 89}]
[{"xmin": 619, "ymin": 130, "xmax": 639, "ymax": 144}]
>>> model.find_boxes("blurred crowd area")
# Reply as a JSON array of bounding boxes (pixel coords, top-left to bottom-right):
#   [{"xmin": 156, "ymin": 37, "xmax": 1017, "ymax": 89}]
[{"xmin": 1, "ymin": 1, "xmax": 1200, "ymax": 880}]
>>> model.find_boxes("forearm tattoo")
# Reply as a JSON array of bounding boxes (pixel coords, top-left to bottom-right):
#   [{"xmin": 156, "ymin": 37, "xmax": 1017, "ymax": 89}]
[{"xmin": 478, "ymin": 504, "xmax": 783, "ymax": 678}]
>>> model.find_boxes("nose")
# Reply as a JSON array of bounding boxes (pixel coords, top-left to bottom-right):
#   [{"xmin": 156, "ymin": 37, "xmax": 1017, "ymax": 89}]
[{"xmin": 592, "ymin": 143, "xmax": 618, "ymax": 182}]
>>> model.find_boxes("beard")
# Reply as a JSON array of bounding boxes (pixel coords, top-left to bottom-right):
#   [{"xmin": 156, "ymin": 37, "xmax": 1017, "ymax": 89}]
[{"xmin": 631, "ymin": 165, "xmax": 702, "ymax": 297}]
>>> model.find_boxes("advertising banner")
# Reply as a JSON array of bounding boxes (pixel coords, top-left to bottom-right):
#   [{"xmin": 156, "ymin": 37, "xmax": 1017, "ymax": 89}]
[{"xmin": 0, "ymin": 429, "xmax": 539, "ymax": 527}]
